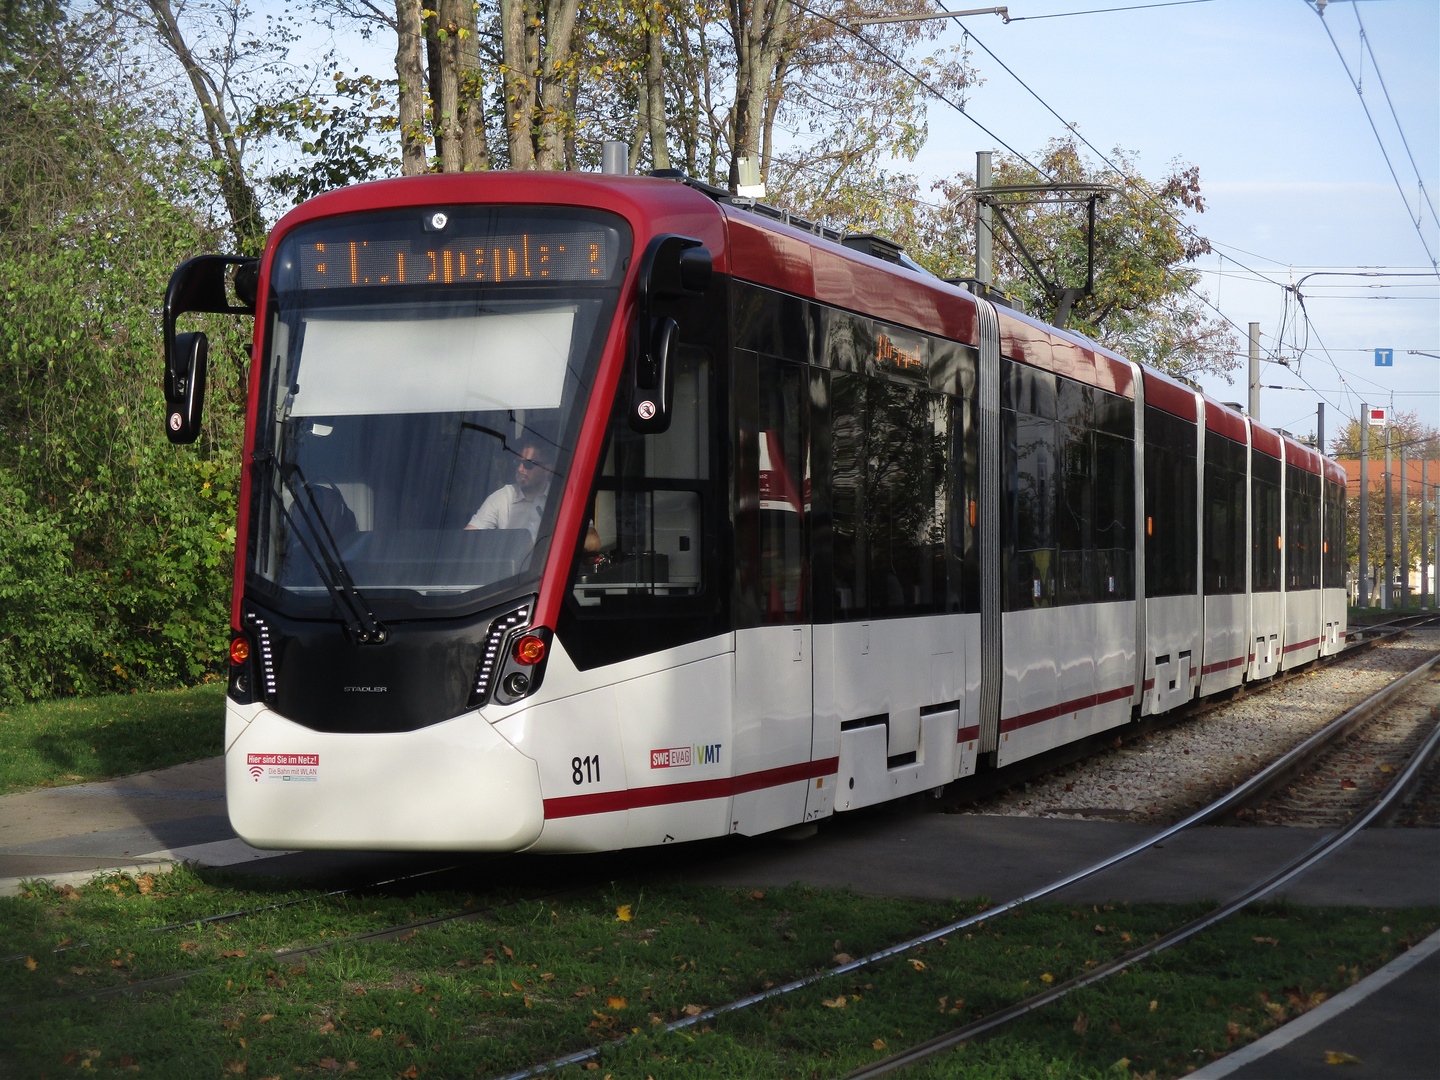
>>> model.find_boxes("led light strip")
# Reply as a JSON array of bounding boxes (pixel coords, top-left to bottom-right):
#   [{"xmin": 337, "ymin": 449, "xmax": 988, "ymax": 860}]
[
  {"xmin": 244, "ymin": 612, "xmax": 278, "ymax": 699},
  {"xmin": 471, "ymin": 606, "xmax": 529, "ymax": 706}
]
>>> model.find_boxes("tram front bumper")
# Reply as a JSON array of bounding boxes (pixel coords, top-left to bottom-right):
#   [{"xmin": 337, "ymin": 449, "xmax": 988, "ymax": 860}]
[{"xmin": 225, "ymin": 700, "xmax": 543, "ymax": 851}]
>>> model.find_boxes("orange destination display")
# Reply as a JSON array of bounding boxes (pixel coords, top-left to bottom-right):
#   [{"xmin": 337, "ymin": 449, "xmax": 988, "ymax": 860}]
[{"xmin": 298, "ymin": 231, "xmax": 611, "ymax": 289}]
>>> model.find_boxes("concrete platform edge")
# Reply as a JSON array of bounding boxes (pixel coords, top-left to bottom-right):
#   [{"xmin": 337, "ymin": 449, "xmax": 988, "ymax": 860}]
[{"xmin": 1187, "ymin": 927, "xmax": 1440, "ymax": 1079}]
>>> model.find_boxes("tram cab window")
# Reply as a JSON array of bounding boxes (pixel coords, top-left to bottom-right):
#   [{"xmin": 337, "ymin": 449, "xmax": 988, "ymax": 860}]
[
  {"xmin": 1251, "ymin": 449, "xmax": 1281, "ymax": 592},
  {"xmin": 561, "ymin": 345, "xmax": 721, "ymax": 672}
]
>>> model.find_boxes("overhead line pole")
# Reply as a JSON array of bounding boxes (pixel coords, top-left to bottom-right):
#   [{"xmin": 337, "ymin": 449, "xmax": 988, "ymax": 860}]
[{"xmin": 1359, "ymin": 405, "xmax": 1370, "ymax": 607}]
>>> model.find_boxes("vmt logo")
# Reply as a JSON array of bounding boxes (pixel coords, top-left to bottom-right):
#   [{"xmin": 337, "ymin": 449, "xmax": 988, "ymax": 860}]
[{"xmin": 695, "ymin": 743, "xmax": 722, "ymax": 765}]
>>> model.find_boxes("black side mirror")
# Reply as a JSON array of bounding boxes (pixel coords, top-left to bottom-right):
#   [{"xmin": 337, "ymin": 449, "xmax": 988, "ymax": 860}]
[
  {"xmin": 162, "ymin": 254, "xmax": 257, "ymax": 443},
  {"xmin": 629, "ymin": 235, "xmax": 711, "ymax": 434},
  {"xmin": 166, "ymin": 332, "xmax": 208, "ymax": 444}
]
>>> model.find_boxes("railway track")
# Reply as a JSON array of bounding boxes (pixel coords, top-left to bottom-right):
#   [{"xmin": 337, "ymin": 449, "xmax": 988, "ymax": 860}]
[
  {"xmin": 958, "ymin": 627, "xmax": 1440, "ymax": 825},
  {"xmin": 482, "ymin": 633, "xmax": 1440, "ymax": 1080}
]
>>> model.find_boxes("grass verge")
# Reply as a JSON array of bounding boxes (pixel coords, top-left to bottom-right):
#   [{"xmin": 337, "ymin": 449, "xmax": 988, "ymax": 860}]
[
  {"xmin": 0, "ymin": 865, "xmax": 1433, "ymax": 1079},
  {"xmin": 0, "ymin": 683, "xmax": 225, "ymax": 792}
]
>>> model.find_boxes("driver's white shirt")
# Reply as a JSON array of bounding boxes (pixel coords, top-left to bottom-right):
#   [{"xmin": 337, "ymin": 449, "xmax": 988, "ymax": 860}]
[{"xmin": 468, "ymin": 482, "xmax": 549, "ymax": 538}]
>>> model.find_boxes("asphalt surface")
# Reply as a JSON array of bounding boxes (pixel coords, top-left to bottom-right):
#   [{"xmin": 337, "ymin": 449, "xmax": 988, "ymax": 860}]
[{"xmin": 2, "ymin": 757, "xmax": 1437, "ymax": 1078}]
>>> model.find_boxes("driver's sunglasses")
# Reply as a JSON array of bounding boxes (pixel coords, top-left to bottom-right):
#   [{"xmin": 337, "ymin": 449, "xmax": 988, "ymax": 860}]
[{"xmin": 516, "ymin": 458, "xmax": 546, "ymax": 471}]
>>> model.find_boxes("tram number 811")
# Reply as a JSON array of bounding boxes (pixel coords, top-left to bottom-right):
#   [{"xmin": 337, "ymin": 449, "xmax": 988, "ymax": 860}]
[{"xmin": 572, "ymin": 755, "xmax": 601, "ymax": 785}]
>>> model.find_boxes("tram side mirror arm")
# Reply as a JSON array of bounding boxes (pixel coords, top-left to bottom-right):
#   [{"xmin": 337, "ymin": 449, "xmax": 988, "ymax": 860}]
[
  {"xmin": 629, "ymin": 235, "xmax": 711, "ymax": 434},
  {"xmin": 161, "ymin": 254, "xmax": 258, "ymax": 444}
]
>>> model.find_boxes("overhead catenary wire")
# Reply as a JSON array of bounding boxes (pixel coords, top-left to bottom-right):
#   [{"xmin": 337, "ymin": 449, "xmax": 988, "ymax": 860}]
[{"xmin": 1306, "ymin": 0, "xmax": 1440, "ymax": 273}]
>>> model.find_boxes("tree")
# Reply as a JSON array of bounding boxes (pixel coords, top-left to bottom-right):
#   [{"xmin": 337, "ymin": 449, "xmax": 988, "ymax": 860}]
[
  {"xmin": 917, "ymin": 138, "xmax": 1238, "ymax": 383},
  {"xmin": 1, "ymin": 0, "xmax": 250, "ymax": 699}
]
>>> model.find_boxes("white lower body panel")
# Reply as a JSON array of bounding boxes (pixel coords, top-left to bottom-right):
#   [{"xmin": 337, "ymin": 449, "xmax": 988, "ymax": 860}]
[
  {"xmin": 998, "ymin": 601, "xmax": 1135, "ymax": 767},
  {"xmin": 225, "ymin": 700, "xmax": 543, "ymax": 851},
  {"xmin": 1321, "ymin": 587, "xmax": 1347, "ymax": 655},
  {"xmin": 1249, "ymin": 592, "xmax": 1282, "ymax": 680},
  {"xmin": 1143, "ymin": 594, "xmax": 1201, "ymax": 715},
  {"xmin": 1282, "ymin": 589, "xmax": 1321, "ymax": 670},
  {"xmin": 1200, "ymin": 593, "xmax": 1247, "ymax": 695}
]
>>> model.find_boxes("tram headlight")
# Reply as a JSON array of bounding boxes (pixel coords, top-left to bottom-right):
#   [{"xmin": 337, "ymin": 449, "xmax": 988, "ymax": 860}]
[
  {"xmin": 503, "ymin": 672, "xmax": 530, "ymax": 696},
  {"xmin": 512, "ymin": 634, "xmax": 547, "ymax": 665}
]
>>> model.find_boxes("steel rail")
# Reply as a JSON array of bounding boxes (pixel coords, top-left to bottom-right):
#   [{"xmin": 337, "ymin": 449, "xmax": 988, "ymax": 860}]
[
  {"xmin": 849, "ymin": 694, "xmax": 1440, "ymax": 1077},
  {"xmin": 491, "ymin": 645, "xmax": 1440, "ymax": 1080}
]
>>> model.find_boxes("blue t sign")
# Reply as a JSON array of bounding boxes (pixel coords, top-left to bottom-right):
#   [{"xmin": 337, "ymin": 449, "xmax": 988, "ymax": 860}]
[{"xmin": 1375, "ymin": 348, "xmax": 1394, "ymax": 367}]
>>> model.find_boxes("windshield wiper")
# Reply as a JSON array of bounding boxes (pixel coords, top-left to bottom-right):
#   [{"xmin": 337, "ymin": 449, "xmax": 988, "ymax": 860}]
[{"xmin": 252, "ymin": 450, "xmax": 388, "ymax": 644}]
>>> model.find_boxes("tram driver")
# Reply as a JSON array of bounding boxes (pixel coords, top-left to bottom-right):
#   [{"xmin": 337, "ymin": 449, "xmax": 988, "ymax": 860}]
[{"xmin": 465, "ymin": 438, "xmax": 600, "ymax": 552}]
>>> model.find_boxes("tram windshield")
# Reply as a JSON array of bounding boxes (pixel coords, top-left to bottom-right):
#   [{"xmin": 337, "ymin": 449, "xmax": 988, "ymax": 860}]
[{"xmin": 248, "ymin": 206, "xmax": 630, "ymax": 619}]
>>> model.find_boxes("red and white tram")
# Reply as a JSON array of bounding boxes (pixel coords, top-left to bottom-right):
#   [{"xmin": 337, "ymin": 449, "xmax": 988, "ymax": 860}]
[{"xmin": 160, "ymin": 171, "xmax": 1347, "ymax": 853}]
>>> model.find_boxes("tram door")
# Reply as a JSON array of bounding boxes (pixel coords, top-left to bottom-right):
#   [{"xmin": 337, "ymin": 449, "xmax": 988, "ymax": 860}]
[{"xmin": 732, "ymin": 355, "xmax": 814, "ymax": 835}]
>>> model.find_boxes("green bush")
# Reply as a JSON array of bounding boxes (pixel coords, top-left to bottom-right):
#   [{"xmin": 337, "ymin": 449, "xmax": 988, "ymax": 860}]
[{"xmin": 0, "ymin": 22, "xmax": 248, "ymax": 703}]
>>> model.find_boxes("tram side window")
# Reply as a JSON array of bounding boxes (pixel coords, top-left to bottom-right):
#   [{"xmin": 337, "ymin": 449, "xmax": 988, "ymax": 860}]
[
  {"xmin": 1143, "ymin": 406, "xmax": 1198, "ymax": 597},
  {"xmin": 1323, "ymin": 479, "xmax": 1347, "ymax": 589},
  {"xmin": 1203, "ymin": 431, "xmax": 1247, "ymax": 595},
  {"xmin": 1251, "ymin": 449, "xmax": 1281, "ymax": 592},
  {"xmin": 1002, "ymin": 360, "xmax": 1058, "ymax": 610},
  {"xmin": 755, "ymin": 359, "xmax": 809, "ymax": 623},
  {"xmin": 1285, "ymin": 463, "xmax": 1321, "ymax": 590},
  {"xmin": 830, "ymin": 371, "xmax": 948, "ymax": 620},
  {"xmin": 1093, "ymin": 390, "xmax": 1135, "ymax": 602},
  {"xmin": 1057, "ymin": 380, "xmax": 1094, "ymax": 605}
]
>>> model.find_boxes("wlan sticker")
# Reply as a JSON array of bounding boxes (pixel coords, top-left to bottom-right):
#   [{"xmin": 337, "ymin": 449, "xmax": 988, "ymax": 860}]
[{"xmin": 246, "ymin": 753, "xmax": 320, "ymax": 783}]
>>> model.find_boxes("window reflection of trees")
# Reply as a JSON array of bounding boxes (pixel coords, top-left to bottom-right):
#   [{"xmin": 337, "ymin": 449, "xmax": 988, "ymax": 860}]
[{"xmin": 832, "ymin": 373, "xmax": 948, "ymax": 619}]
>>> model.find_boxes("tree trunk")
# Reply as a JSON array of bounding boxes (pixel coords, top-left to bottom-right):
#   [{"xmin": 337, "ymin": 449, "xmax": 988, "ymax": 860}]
[
  {"xmin": 424, "ymin": 9, "xmax": 447, "ymax": 167},
  {"xmin": 645, "ymin": 5, "xmax": 669, "ymax": 169},
  {"xmin": 500, "ymin": 0, "xmax": 535, "ymax": 168},
  {"xmin": 533, "ymin": 0, "xmax": 580, "ymax": 170},
  {"xmin": 455, "ymin": 0, "xmax": 488, "ymax": 170},
  {"xmin": 728, "ymin": 0, "xmax": 791, "ymax": 188},
  {"xmin": 394, "ymin": 0, "xmax": 428, "ymax": 174},
  {"xmin": 434, "ymin": 0, "xmax": 462, "ymax": 172},
  {"xmin": 145, "ymin": 0, "xmax": 263, "ymax": 250}
]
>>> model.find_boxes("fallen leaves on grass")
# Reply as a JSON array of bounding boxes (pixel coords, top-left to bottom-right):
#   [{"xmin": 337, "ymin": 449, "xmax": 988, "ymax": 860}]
[
  {"xmin": 833, "ymin": 953, "xmax": 853, "ymax": 964},
  {"xmin": 616, "ymin": 905, "xmax": 633, "ymax": 922},
  {"xmin": 750, "ymin": 891, "xmax": 765, "ymax": 900},
  {"xmin": 871, "ymin": 1039, "xmax": 886, "ymax": 1050},
  {"xmin": 908, "ymin": 959, "xmax": 926, "ymax": 971},
  {"xmin": 1073, "ymin": 1012, "xmax": 1089, "ymax": 1035},
  {"xmin": 821, "ymin": 996, "xmax": 847, "ymax": 1009},
  {"xmin": 23, "ymin": 957, "xmax": 35, "ymax": 971},
  {"xmin": 258, "ymin": 1014, "xmax": 274, "ymax": 1023},
  {"xmin": 317, "ymin": 1021, "xmax": 335, "ymax": 1034},
  {"xmin": 682, "ymin": 1004, "xmax": 704, "ymax": 1017},
  {"xmin": 1253, "ymin": 936, "xmax": 1280, "ymax": 946},
  {"xmin": 180, "ymin": 942, "xmax": 199, "ymax": 952},
  {"xmin": 220, "ymin": 949, "xmax": 246, "ymax": 958},
  {"xmin": 1040, "ymin": 973, "xmax": 1054, "ymax": 983},
  {"xmin": 607, "ymin": 996, "xmax": 627, "ymax": 1009}
]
